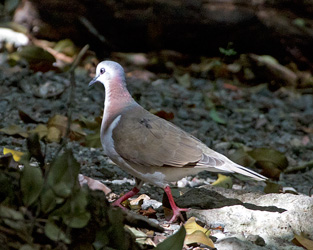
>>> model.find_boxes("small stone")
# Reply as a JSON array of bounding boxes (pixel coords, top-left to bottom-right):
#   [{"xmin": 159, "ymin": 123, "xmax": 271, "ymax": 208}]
[{"xmin": 246, "ymin": 234, "xmax": 266, "ymax": 246}]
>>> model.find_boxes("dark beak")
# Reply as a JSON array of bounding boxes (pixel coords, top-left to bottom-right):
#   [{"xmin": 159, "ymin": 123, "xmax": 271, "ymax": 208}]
[{"xmin": 88, "ymin": 75, "xmax": 99, "ymax": 87}]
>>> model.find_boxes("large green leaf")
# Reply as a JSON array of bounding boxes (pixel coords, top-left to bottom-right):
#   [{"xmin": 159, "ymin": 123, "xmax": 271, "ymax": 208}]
[
  {"xmin": 154, "ymin": 226, "xmax": 186, "ymax": 250},
  {"xmin": 21, "ymin": 164, "xmax": 43, "ymax": 206},
  {"xmin": 41, "ymin": 149, "xmax": 80, "ymax": 213},
  {"xmin": 47, "ymin": 149, "xmax": 81, "ymax": 197}
]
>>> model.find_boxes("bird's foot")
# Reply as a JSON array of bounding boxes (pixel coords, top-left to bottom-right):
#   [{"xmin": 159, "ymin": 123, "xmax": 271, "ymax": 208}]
[
  {"xmin": 112, "ymin": 187, "xmax": 140, "ymax": 209},
  {"xmin": 168, "ymin": 206, "xmax": 190, "ymax": 223},
  {"xmin": 164, "ymin": 185, "xmax": 190, "ymax": 223}
]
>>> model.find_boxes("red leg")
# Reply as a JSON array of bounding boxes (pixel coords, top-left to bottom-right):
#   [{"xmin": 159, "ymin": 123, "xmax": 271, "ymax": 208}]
[
  {"xmin": 164, "ymin": 186, "xmax": 189, "ymax": 223},
  {"xmin": 112, "ymin": 187, "xmax": 140, "ymax": 208}
]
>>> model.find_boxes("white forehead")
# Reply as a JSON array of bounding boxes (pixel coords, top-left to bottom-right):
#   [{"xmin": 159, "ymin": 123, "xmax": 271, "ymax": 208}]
[{"xmin": 96, "ymin": 61, "xmax": 124, "ymax": 76}]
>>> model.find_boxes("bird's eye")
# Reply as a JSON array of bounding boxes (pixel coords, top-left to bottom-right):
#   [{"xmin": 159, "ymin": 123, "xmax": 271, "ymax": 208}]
[{"xmin": 100, "ymin": 68, "xmax": 105, "ymax": 74}]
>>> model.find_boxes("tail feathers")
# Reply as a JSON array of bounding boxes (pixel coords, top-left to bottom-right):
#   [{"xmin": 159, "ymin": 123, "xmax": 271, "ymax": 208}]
[{"xmin": 227, "ymin": 163, "xmax": 267, "ymax": 181}]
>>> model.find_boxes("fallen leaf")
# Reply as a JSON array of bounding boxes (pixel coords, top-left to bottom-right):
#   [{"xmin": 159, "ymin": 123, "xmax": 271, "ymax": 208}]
[
  {"xmin": 211, "ymin": 174, "xmax": 233, "ymax": 189},
  {"xmin": 54, "ymin": 39, "xmax": 77, "ymax": 57},
  {"xmin": 46, "ymin": 126, "xmax": 62, "ymax": 143},
  {"xmin": 29, "ymin": 124, "xmax": 48, "ymax": 139},
  {"xmin": 125, "ymin": 225, "xmax": 148, "ymax": 244},
  {"xmin": 69, "ymin": 122, "xmax": 86, "ymax": 141},
  {"xmin": 47, "ymin": 114, "xmax": 68, "ymax": 136},
  {"xmin": 0, "ymin": 124, "xmax": 28, "ymax": 138},
  {"xmin": 18, "ymin": 110, "xmax": 40, "ymax": 124},
  {"xmin": 229, "ymin": 148, "xmax": 256, "ymax": 168},
  {"xmin": 3, "ymin": 148, "xmax": 25, "ymax": 162},
  {"xmin": 184, "ymin": 217, "xmax": 210, "ymax": 236},
  {"xmin": 0, "ymin": 153, "xmax": 19, "ymax": 169},
  {"xmin": 248, "ymin": 148, "xmax": 288, "ymax": 180},
  {"xmin": 292, "ymin": 234, "xmax": 313, "ymax": 250},
  {"xmin": 78, "ymin": 116, "xmax": 101, "ymax": 130},
  {"xmin": 78, "ymin": 174, "xmax": 111, "ymax": 195},
  {"xmin": 184, "ymin": 230, "xmax": 215, "ymax": 248},
  {"xmin": 83, "ymin": 131, "xmax": 101, "ymax": 148},
  {"xmin": 11, "ymin": 45, "xmax": 56, "ymax": 72},
  {"xmin": 264, "ymin": 182, "xmax": 283, "ymax": 194},
  {"xmin": 130, "ymin": 194, "xmax": 150, "ymax": 205},
  {"xmin": 140, "ymin": 207, "xmax": 157, "ymax": 218},
  {"xmin": 209, "ymin": 109, "xmax": 226, "ymax": 124}
]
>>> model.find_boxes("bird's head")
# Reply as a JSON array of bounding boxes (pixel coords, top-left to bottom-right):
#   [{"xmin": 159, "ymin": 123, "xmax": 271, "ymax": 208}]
[{"xmin": 89, "ymin": 61, "xmax": 126, "ymax": 88}]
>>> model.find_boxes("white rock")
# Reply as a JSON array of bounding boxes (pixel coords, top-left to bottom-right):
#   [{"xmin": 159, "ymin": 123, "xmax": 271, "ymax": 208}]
[{"xmin": 188, "ymin": 186, "xmax": 313, "ymax": 250}]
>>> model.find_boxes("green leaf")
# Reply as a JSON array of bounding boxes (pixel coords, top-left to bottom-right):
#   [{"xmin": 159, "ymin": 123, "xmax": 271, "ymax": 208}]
[
  {"xmin": 154, "ymin": 226, "xmax": 186, "ymax": 250},
  {"xmin": 47, "ymin": 149, "xmax": 81, "ymax": 194},
  {"xmin": 52, "ymin": 188, "xmax": 90, "ymax": 228},
  {"xmin": 40, "ymin": 188, "xmax": 58, "ymax": 213},
  {"xmin": 209, "ymin": 109, "xmax": 226, "ymax": 124},
  {"xmin": 63, "ymin": 189, "xmax": 90, "ymax": 228},
  {"xmin": 0, "ymin": 205, "xmax": 25, "ymax": 230},
  {"xmin": 44, "ymin": 220, "xmax": 71, "ymax": 244},
  {"xmin": 21, "ymin": 164, "xmax": 43, "ymax": 206},
  {"xmin": 53, "ymin": 182, "xmax": 72, "ymax": 198},
  {"xmin": 63, "ymin": 212, "xmax": 90, "ymax": 228}
]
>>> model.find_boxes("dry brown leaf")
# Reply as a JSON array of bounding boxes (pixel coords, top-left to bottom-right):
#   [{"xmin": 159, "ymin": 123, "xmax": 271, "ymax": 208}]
[
  {"xmin": 292, "ymin": 234, "xmax": 313, "ymax": 250},
  {"xmin": 69, "ymin": 122, "xmax": 86, "ymax": 141},
  {"xmin": 29, "ymin": 124, "xmax": 48, "ymax": 139},
  {"xmin": 46, "ymin": 126, "xmax": 62, "ymax": 142},
  {"xmin": 153, "ymin": 110, "xmax": 175, "ymax": 121},
  {"xmin": 0, "ymin": 124, "xmax": 28, "ymax": 138},
  {"xmin": 47, "ymin": 114, "xmax": 68, "ymax": 136},
  {"xmin": 18, "ymin": 110, "xmax": 40, "ymax": 124},
  {"xmin": 140, "ymin": 207, "xmax": 157, "ymax": 219}
]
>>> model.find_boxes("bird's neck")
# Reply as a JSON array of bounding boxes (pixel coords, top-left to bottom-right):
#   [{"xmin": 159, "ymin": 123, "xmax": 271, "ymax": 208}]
[{"xmin": 102, "ymin": 76, "xmax": 134, "ymax": 130}]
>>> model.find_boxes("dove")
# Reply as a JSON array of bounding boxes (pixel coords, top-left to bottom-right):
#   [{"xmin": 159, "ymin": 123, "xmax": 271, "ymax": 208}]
[{"xmin": 89, "ymin": 61, "xmax": 267, "ymax": 223}]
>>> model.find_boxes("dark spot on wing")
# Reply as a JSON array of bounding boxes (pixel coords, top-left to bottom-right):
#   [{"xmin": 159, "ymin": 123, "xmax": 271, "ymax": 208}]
[{"xmin": 139, "ymin": 118, "xmax": 152, "ymax": 129}]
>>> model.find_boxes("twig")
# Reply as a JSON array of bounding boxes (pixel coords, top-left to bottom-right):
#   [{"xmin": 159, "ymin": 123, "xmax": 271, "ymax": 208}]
[
  {"xmin": 54, "ymin": 44, "xmax": 89, "ymax": 157},
  {"xmin": 284, "ymin": 160, "xmax": 313, "ymax": 174}
]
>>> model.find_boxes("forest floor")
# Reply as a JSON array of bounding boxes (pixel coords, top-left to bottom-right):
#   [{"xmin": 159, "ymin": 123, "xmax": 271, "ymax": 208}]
[{"xmin": 0, "ymin": 51, "xmax": 312, "ymax": 249}]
